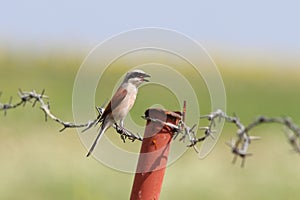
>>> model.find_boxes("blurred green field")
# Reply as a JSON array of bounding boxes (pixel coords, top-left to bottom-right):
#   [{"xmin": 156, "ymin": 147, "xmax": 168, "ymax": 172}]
[{"xmin": 1, "ymin": 50, "xmax": 300, "ymax": 200}]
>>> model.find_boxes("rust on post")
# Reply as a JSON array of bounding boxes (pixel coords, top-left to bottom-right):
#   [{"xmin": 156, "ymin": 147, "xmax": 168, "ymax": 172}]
[{"xmin": 130, "ymin": 108, "xmax": 181, "ymax": 200}]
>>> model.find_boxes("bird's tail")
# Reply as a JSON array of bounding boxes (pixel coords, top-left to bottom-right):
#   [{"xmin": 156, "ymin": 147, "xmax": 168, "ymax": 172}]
[{"xmin": 86, "ymin": 125, "xmax": 107, "ymax": 157}]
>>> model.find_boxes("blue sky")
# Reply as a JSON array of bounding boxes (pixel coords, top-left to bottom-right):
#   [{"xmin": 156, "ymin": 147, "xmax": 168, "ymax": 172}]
[{"xmin": 1, "ymin": 0, "xmax": 299, "ymax": 59}]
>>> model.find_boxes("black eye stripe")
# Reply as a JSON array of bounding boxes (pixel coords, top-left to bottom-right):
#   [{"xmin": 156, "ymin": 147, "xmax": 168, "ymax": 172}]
[{"xmin": 128, "ymin": 72, "xmax": 146, "ymax": 79}]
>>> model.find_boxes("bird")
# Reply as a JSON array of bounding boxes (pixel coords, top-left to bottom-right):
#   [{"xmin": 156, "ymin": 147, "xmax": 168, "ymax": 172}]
[{"xmin": 86, "ymin": 69, "xmax": 151, "ymax": 157}]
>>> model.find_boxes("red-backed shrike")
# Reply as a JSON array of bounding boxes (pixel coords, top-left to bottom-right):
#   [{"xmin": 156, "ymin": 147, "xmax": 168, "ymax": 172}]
[{"xmin": 86, "ymin": 69, "xmax": 151, "ymax": 157}]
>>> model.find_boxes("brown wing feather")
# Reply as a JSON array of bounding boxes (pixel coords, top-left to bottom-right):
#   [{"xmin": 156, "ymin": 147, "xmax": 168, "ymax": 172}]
[{"xmin": 99, "ymin": 87, "xmax": 127, "ymax": 122}]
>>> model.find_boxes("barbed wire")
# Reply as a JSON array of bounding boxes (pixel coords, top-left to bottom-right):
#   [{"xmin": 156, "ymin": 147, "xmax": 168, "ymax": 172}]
[
  {"xmin": 0, "ymin": 89, "xmax": 142, "ymax": 142},
  {"xmin": 181, "ymin": 109, "xmax": 300, "ymax": 167},
  {"xmin": 1, "ymin": 90, "xmax": 300, "ymax": 167}
]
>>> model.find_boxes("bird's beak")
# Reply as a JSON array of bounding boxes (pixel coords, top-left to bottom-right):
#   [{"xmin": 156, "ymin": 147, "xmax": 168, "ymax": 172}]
[{"xmin": 142, "ymin": 74, "xmax": 151, "ymax": 82}]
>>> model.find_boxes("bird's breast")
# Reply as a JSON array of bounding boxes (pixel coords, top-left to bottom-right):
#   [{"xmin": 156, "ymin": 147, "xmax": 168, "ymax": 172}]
[{"xmin": 111, "ymin": 85, "xmax": 137, "ymax": 120}]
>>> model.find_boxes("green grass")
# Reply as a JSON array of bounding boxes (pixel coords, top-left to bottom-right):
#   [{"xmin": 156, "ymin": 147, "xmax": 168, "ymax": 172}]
[{"xmin": 1, "ymin": 50, "xmax": 300, "ymax": 200}]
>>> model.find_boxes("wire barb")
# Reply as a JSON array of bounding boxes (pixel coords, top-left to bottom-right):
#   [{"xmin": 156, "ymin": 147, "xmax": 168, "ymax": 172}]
[
  {"xmin": 196, "ymin": 110, "xmax": 300, "ymax": 166},
  {"xmin": 114, "ymin": 123, "xmax": 143, "ymax": 142}
]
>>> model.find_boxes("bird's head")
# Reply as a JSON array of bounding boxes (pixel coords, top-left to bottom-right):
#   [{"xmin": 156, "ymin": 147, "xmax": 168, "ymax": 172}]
[{"xmin": 125, "ymin": 69, "xmax": 151, "ymax": 87}]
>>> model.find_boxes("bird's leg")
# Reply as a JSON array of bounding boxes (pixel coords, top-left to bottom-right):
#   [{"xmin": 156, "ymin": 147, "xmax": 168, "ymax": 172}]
[
  {"xmin": 114, "ymin": 121, "xmax": 126, "ymax": 142},
  {"xmin": 115, "ymin": 120, "xmax": 125, "ymax": 132},
  {"xmin": 120, "ymin": 120, "xmax": 124, "ymax": 129},
  {"xmin": 119, "ymin": 120, "xmax": 126, "ymax": 142}
]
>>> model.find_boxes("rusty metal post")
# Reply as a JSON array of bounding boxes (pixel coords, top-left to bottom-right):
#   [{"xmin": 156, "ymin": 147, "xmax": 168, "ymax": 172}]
[{"xmin": 130, "ymin": 108, "xmax": 181, "ymax": 200}]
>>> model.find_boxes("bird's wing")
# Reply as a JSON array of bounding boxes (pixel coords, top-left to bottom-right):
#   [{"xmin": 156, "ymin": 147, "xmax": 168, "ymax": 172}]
[{"xmin": 99, "ymin": 87, "xmax": 127, "ymax": 121}]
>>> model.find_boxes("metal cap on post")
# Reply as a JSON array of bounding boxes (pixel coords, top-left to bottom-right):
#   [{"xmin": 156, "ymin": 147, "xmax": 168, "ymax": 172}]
[{"xmin": 130, "ymin": 108, "xmax": 181, "ymax": 200}]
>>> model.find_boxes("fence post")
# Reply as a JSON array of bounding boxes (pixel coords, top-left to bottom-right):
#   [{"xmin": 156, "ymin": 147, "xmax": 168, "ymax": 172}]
[{"xmin": 130, "ymin": 108, "xmax": 181, "ymax": 200}]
